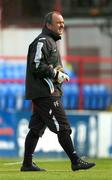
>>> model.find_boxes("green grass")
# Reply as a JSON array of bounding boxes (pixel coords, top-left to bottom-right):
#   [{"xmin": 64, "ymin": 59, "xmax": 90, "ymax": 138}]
[{"xmin": 0, "ymin": 158, "xmax": 112, "ymax": 180}]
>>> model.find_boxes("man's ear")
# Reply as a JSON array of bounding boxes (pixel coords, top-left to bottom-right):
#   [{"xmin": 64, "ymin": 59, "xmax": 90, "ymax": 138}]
[{"xmin": 46, "ymin": 22, "xmax": 52, "ymax": 30}]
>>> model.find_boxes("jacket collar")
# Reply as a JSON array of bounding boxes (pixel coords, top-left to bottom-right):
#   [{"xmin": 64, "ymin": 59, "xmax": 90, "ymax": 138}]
[{"xmin": 42, "ymin": 27, "xmax": 61, "ymax": 41}]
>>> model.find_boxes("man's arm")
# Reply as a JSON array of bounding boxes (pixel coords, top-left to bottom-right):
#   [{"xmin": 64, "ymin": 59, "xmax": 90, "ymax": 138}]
[
  {"xmin": 29, "ymin": 39, "xmax": 69, "ymax": 83},
  {"xmin": 29, "ymin": 39, "xmax": 56, "ymax": 79}
]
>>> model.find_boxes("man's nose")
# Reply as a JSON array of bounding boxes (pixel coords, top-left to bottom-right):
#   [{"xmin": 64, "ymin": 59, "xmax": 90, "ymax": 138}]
[{"xmin": 60, "ymin": 24, "xmax": 64, "ymax": 27}]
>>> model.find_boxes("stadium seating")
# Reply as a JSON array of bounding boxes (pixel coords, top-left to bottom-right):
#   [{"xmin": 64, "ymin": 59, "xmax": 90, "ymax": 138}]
[
  {"xmin": 97, "ymin": 84, "xmax": 111, "ymax": 110},
  {"xmin": 0, "ymin": 62, "xmax": 27, "ymax": 111},
  {"xmin": 82, "ymin": 84, "xmax": 92, "ymax": 109},
  {"xmin": 0, "ymin": 61, "xmax": 111, "ymax": 111},
  {"xmin": 0, "ymin": 83, "xmax": 8, "ymax": 110},
  {"xmin": 62, "ymin": 83, "xmax": 71, "ymax": 109},
  {"xmin": 69, "ymin": 84, "xmax": 79, "ymax": 109}
]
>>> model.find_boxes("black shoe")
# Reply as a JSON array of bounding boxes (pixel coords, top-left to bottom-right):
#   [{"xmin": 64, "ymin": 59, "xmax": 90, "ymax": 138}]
[
  {"xmin": 71, "ymin": 158, "xmax": 96, "ymax": 171},
  {"xmin": 20, "ymin": 162, "xmax": 46, "ymax": 172}
]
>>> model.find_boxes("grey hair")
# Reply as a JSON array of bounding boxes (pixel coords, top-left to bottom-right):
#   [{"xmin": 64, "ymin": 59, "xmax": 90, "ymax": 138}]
[{"xmin": 43, "ymin": 11, "xmax": 61, "ymax": 27}]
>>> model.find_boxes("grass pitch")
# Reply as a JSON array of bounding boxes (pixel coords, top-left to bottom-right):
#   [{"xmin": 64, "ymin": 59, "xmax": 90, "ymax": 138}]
[{"xmin": 0, "ymin": 158, "xmax": 112, "ymax": 180}]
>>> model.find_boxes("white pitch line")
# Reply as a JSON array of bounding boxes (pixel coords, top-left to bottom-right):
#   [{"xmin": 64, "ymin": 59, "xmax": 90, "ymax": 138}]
[
  {"xmin": 3, "ymin": 159, "xmax": 68, "ymax": 166},
  {"xmin": 48, "ymin": 170, "xmax": 71, "ymax": 172},
  {"xmin": 4, "ymin": 161, "xmax": 22, "ymax": 165}
]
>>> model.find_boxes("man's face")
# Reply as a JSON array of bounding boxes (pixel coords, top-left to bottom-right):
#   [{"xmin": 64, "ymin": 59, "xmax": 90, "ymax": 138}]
[{"xmin": 47, "ymin": 13, "xmax": 64, "ymax": 35}]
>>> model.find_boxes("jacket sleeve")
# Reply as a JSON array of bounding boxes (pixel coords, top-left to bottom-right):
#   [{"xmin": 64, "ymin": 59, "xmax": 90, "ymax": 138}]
[{"xmin": 29, "ymin": 39, "xmax": 56, "ymax": 79}]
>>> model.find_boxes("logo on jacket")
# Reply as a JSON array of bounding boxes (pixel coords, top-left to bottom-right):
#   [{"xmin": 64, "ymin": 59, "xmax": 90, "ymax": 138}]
[
  {"xmin": 53, "ymin": 49, "xmax": 57, "ymax": 52},
  {"xmin": 54, "ymin": 100, "xmax": 59, "ymax": 107}
]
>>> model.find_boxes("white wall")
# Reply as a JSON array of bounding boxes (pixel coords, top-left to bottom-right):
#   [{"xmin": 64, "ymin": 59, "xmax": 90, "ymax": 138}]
[
  {"xmin": 0, "ymin": 27, "xmax": 66, "ymax": 57},
  {"xmin": 68, "ymin": 27, "xmax": 112, "ymax": 57},
  {"xmin": 1, "ymin": 19, "xmax": 112, "ymax": 57},
  {"xmin": 0, "ymin": 28, "xmax": 41, "ymax": 56},
  {"xmin": 65, "ymin": 18, "xmax": 112, "ymax": 57}
]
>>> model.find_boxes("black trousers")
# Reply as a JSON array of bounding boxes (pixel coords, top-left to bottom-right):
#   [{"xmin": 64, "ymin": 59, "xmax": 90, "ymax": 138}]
[
  {"xmin": 23, "ymin": 97, "xmax": 79, "ymax": 166},
  {"xmin": 29, "ymin": 96, "xmax": 72, "ymax": 136}
]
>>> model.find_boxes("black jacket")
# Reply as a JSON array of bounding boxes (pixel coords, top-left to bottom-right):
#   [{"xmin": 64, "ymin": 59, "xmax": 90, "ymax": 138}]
[{"xmin": 25, "ymin": 27, "xmax": 63, "ymax": 99}]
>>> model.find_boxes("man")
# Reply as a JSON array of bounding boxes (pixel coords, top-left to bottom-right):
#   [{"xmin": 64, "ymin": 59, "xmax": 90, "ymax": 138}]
[{"xmin": 21, "ymin": 11, "xmax": 95, "ymax": 171}]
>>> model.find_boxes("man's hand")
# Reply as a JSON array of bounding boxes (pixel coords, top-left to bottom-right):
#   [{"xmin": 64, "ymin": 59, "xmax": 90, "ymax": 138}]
[
  {"xmin": 55, "ymin": 71, "xmax": 70, "ymax": 83},
  {"xmin": 54, "ymin": 65, "xmax": 70, "ymax": 83},
  {"xmin": 54, "ymin": 65, "xmax": 64, "ymax": 72}
]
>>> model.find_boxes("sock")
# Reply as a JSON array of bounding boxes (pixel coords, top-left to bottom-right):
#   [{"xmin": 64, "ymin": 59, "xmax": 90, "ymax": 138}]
[
  {"xmin": 58, "ymin": 131, "xmax": 79, "ymax": 164},
  {"xmin": 23, "ymin": 129, "xmax": 39, "ymax": 166}
]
